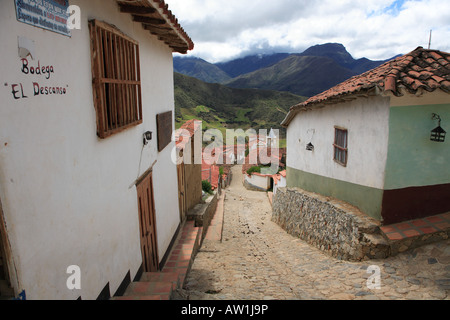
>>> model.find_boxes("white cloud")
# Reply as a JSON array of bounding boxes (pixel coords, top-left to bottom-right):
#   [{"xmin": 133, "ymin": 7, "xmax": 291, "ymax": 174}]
[{"xmin": 169, "ymin": 0, "xmax": 450, "ymax": 63}]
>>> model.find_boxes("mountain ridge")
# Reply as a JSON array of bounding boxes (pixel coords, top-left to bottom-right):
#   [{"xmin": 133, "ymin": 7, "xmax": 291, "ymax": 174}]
[{"xmin": 173, "ymin": 43, "xmax": 398, "ymax": 97}]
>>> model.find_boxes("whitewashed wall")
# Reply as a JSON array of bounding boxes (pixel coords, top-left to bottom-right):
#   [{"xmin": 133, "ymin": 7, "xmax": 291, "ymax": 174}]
[
  {"xmin": 0, "ymin": 0, "xmax": 180, "ymax": 300},
  {"xmin": 273, "ymin": 175, "xmax": 286, "ymax": 195},
  {"xmin": 245, "ymin": 174, "xmax": 271, "ymax": 190},
  {"xmin": 287, "ymin": 96, "xmax": 391, "ymax": 189}
]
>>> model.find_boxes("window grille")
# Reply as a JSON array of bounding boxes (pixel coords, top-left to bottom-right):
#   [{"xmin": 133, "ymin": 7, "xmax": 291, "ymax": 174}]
[{"xmin": 89, "ymin": 20, "xmax": 143, "ymax": 139}]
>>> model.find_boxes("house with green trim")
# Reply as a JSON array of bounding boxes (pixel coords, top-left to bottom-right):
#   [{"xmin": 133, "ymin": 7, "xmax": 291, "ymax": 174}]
[{"xmin": 282, "ymin": 47, "xmax": 449, "ymax": 225}]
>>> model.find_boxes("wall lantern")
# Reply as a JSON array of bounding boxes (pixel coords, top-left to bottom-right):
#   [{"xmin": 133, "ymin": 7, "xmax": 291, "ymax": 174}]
[
  {"xmin": 306, "ymin": 142, "xmax": 315, "ymax": 151},
  {"xmin": 430, "ymin": 114, "xmax": 446, "ymax": 143},
  {"xmin": 143, "ymin": 131, "xmax": 153, "ymax": 145}
]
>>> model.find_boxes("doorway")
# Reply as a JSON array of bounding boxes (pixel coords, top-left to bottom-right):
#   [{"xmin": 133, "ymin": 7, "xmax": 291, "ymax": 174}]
[
  {"xmin": 0, "ymin": 199, "xmax": 14, "ymax": 299},
  {"xmin": 136, "ymin": 172, "xmax": 159, "ymax": 272}
]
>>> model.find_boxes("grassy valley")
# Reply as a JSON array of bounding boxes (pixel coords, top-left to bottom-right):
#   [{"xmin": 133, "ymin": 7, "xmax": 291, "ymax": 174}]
[{"xmin": 174, "ymin": 72, "xmax": 306, "ymax": 139}]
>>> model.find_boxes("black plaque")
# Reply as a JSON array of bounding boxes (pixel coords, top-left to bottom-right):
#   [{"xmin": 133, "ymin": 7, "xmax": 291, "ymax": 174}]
[{"xmin": 156, "ymin": 111, "xmax": 173, "ymax": 152}]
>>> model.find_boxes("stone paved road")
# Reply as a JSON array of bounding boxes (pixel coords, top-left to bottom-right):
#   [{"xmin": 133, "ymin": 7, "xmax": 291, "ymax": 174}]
[{"xmin": 175, "ymin": 166, "xmax": 450, "ymax": 300}]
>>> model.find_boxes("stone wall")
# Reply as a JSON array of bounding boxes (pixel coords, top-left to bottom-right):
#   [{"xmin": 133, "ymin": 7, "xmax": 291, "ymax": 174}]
[
  {"xmin": 187, "ymin": 192, "xmax": 219, "ymax": 242},
  {"xmin": 272, "ymin": 188, "xmax": 390, "ymax": 261}
]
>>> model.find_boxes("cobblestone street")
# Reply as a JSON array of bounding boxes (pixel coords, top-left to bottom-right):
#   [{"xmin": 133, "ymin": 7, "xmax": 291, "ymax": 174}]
[{"xmin": 176, "ymin": 166, "xmax": 450, "ymax": 300}]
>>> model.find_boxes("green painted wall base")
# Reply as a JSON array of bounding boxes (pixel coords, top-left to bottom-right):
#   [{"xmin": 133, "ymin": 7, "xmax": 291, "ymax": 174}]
[{"xmin": 286, "ymin": 167, "xmax": 384, "ymax": 221}]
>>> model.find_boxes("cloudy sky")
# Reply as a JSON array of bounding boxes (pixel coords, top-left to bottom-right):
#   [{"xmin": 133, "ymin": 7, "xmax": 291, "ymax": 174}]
[{"xmin": 168, "ymin": 0, "xmax": 450, "ymax": 63}]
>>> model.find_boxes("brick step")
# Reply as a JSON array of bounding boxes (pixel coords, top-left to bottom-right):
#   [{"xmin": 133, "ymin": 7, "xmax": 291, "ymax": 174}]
[
  {"xmin": 115, "ymin": 281, "xmax": 173, "ymax": 300},
  {"xmin": 139, "ymin": 272, "xmax": 181, "ymax": 291},
  {"xmin": 380, "ymin": 212, "xmax": 450, "ymax": 256},
  {"xmin": 111, "ymin": 220, "xmax": 203, "ymax": 301},
  {"xmin": 160, "ymin": 220, "xmax": 203, "ymax": 289}
]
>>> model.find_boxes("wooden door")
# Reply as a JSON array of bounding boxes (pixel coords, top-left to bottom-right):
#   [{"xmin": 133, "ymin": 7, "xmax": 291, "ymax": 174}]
[
  {"xmin": 177, "ymin": 163, "xmax": 187, "ymax": 222},
  {"xmin": 136, "ymin": 172, "xmax": 159, "ymax": 272}
]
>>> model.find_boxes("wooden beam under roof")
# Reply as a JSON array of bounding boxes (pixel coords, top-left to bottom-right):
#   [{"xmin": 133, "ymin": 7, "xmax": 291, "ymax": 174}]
[
  {"xmin": 170, "ymin": 46, "xmax": 188, "ymax": 54},
  {"xmin": 159, "ymin": 37, "xmax": 186, "ymax": 47},
  {"xmin": 119, "ymin": 4, "xmax": 156, "ymax": 14},
  {"xmin": 132, "ymin": 15, "xmax": 166, "ymax": 25},
  {"xmin": 143, "ymin": 24, "xmax": 172, "ymax": 34}
]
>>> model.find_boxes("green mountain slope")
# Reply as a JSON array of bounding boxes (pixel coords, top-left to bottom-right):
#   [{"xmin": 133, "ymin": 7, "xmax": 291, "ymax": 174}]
[
  {"xmin": 224, "ymin": 55, "xmax": 356, "ymax": 97},
  {"xmin": 173, "ymin": 57, "xmax": 232, "ymax": 83},
  {"xmin": 174, "ymin": 72, "xmax": 307, "ymax": 135}
]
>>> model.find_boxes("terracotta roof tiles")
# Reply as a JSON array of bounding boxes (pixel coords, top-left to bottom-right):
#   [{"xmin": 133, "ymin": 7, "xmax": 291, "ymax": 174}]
[
  {"xmin": 179, "ymin": 119, "xmax": 202, "ymax": 137},
  {"xmin": 175, "ymin": 119, "xmax": 201, "ymax": 150},
  {"xmin": 282, "ymin": 47, "xmax": 450, "ymax": 127}
]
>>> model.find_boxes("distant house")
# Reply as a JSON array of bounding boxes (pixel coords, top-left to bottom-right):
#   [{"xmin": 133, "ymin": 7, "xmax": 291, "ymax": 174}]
[
  {"xmin": 248, "ymin": 134, "xmax": 267, "ymax": 151},
  {"xmin": 175, "ymin": 120, "xmax": 203, "ymax": 221},
  {"xmin": 0, "ymin": 0, "xmax": 193, "ymax": 300},
  {"xmin": 282, "ymin": 47, "xmax": 449, "ymax": 225},
  {"xmin": 202, "ymin": 163, "xmax": 221, "ymax": 191},
  {"xmin": 267, "ymin": 128, "xmax": 278, "ymax": 148},
  {"xmin": 242, "ymin": 145, "xmax": 286, "ymax": 191},
  {"xmin": 223, "ymin": 144, "xmax": 246, "ymax": 164},
  {"xmin": 273, "ymin": 170, "xmax": 287, "ymax": 195}
]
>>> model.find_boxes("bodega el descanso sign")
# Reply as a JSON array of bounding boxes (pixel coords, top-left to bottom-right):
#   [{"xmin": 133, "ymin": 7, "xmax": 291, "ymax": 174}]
[{"xmin": 15, "ymin": 0, "xmax": 71, "ymax": 37}]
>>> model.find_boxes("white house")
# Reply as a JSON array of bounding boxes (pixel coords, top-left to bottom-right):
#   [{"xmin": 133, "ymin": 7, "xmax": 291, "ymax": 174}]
[
  {"xmin": 267, "ymin": 128, "xmax": 278, "ymax": 148},
  {"xmin": 273, "ymin": 170, "xmax": 287, "ymax": 196},
  {"xmin": 282, "ymin": 47, "xmax": 449, "ymax": 225},
  {"xmin": 244, "ymin": 172, "xmax": 272, "ymax": 192},
  {"xmin": 0, "ymin": 0, "xmax": 193, "ymax": 300}
]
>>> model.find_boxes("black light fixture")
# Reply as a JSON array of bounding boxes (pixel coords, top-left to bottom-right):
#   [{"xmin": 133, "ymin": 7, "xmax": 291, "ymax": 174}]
[
  {"xmin": 306, "ymin": 142, "xmax": 315, "ymax": 151},
  {"xmin": 143, "ymin": 131, "xmax": 153, "ymax": 145},
  {"xmin": 430, "ymin": 114, "xmax": 446, "ymax": 143}
]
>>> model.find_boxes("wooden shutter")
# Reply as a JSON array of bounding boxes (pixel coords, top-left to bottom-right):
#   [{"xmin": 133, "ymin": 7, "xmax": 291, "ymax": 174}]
[{"xmin": 89, "ymin": 20, "xmax": 143, "ymax": 139}]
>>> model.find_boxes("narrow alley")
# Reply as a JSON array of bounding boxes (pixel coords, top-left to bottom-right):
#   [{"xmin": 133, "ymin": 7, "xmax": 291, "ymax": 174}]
[{"xmin": 175, "ymin": 165, "xmax": 450, "ymax": 300}]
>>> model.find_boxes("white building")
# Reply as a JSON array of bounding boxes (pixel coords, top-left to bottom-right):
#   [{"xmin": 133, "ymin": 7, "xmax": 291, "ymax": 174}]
[
  {"xmin": 0, "ymin": 0, "xmax": 193, "ymax": 300},
  {"xmin": 273, "ymin": 170, "xmax": 287, "ymax": 196},
  {"xmin": 282, "ymin": 47, "xmax": 450, "ymax": 225},
  {"xmin": 267, "ymin": 128, "xmax": 278, "ymax": 148}
]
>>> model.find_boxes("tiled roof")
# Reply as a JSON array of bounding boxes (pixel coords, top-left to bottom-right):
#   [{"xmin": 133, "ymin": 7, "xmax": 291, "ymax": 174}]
[
  {"xmin": 179, "ymin": 119, "xmax": 202, "ymax": 137},
  {"xmin": 242, "ymin": 148, "xmax": 286, "ymax": 175},
  {"xmin": 116, "ymin": 0, "xmax": 194, "ymax": 53},
  {"xmin": 175, "ymin": 119, "xmax": 201, "ymax": 149},
  {"xmin": 202, "ymin": 163, "xmax": 220, "ymax": 190},
  {"xmin": 282, "ymin": 47, "xmax": 450, "ymax": 127}
]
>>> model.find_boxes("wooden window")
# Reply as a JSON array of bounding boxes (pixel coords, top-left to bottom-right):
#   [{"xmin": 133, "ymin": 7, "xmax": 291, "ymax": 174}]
[
  {"xmin": 333, "ymin": 127, "xmax": 348, "ymax": 166},
  {"xmin": 89, "ymin": 20, "xmax": 143, "ymax": 139}
]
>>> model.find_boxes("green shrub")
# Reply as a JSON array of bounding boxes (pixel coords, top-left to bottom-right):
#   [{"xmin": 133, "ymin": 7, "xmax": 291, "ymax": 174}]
[
  {"xmin": 246, "ymin": 166, "xmax": 261, "ymax": 175},
  {"xmin": 202, "ymin": 180, "xmax": 213, "ymax": 194}
]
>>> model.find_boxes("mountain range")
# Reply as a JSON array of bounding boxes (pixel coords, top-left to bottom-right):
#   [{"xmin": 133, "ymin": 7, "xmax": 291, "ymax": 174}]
[
  {"xmin": 173, "ymin": 43, "xmax": 400, "ymax": 136},
  {"xmin": 174, "ymin": 43, "xmax": 399, "ymax": 97}
]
